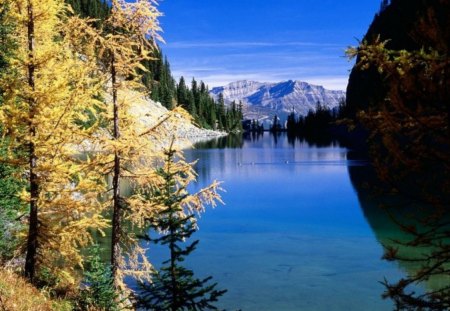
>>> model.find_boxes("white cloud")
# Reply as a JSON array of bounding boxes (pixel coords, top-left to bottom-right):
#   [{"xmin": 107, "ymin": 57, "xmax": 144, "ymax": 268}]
[
  {"xmin": 306, "ymin": 77, "xmax": 349, "ymax": 91},
  {"xmin": 172, "ymin": 68, "xmax": 349, "ymax": 91},
  {"xmin": 166, "ymin": 40, "xmax": 351, "ymax": 91},
  {"xmin": 167, "ymin": 40, "xmax": 342, "ymax": 49}
]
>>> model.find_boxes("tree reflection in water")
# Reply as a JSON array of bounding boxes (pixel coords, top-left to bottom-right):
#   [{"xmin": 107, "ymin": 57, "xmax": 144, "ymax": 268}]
[
  {"xmin": 348, "ymin": 155, "xmax": 450, "ymax": 310},
  {"xmin": 194, "ymin": 132, "xmax": 450, "ymax": 309}
]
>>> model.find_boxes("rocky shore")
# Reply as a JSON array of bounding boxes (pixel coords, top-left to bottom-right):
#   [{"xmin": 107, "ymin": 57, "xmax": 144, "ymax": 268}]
[{"xmin": 130, "ymin": 95, "xmax": 227, "ymax": 149}]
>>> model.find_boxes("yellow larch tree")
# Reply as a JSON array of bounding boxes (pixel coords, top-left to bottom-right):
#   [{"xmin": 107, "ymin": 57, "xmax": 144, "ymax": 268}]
[
  {"xmin": 0, "ymin": 0, "xmax": 108, "ymax": 285},
  {"xmin": 88, "ymin": 0, "xmax": 192, "ymax": 289}
]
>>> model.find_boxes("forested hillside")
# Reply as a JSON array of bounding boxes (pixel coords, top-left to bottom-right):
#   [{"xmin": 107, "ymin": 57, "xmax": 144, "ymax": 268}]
[
  {"xmin": 346, "ymin": 0, "xmax": 449, "ymax": 116},
  {"xmin": 65, "ymin": 0, "xmax": 242, "ymax": 132},
  {"xmin": 346, "ymin": 0, "xmax": 449, "ymax": 197}
]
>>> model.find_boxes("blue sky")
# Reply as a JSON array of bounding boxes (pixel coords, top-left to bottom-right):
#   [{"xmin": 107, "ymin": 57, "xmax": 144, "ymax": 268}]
[{"xmin": 157, "ymin": 0, "xmax": 381, "ymax": 91}]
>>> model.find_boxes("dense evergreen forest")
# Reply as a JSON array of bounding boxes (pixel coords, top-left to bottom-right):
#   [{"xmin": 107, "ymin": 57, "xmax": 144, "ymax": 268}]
[
  {"xmin": 141, "ymin": 54, "xmax": 243, "ymax": 131},
  {"xmin": 66, "ymin": 0, "xmax": 110, "ymax": 25},
  {"xmin": 143, "ymin": 57, "xmax": 244, "ymax": 132},
  {"xmin": 284, "ymin": 103, "xmax": 343, "ymax": 145}
]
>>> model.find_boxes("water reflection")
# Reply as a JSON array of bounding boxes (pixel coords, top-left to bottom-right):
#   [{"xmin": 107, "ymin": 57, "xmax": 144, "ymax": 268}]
[
  {"xmin": 183, "ymin": 133, "xmax": 398, "ymax": 310},
  {"xmin": 193, "ymin": 134, "xmax": 244, "ymax": 149},
  {"xmin": 195, "ymin": 132, "xmax": 343, "ymax": 150},
  {"xmin": 286, "ymin": 132, "xmax": 342, "ymax": 148},
  {"xmin": 347, "ymin": 154, "xmax": 450, "ymax": 308},
  {"xmin": 118, "ymin": 133, "xmax": 449, "ymax": 310},
  {"xmin": 190, "ymin": 133, "xmax": 364, "ymax": 187}
]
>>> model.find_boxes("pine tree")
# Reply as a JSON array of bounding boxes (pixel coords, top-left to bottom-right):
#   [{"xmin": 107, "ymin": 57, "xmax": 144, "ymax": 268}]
[
  {"xmin": 286, "ymin": 111, "xmax": 296, "ymax": 133},
  {"xmin": 270, "ymin": 115, "xmax": 281, "ymax": 132},
  {"xmin": 0, "ymin": 0, "xmax": 108, "ymax": 284},
  {"xmin": 142, "ymin": 49, "xmax": 177, "ymax": 110},
  {"xmin": 136, "ymin": 141, "xmax": 226, "ymax": 311},
  {"xmin": 0, "ymin": 3, "xmax": 23, "ymax": 263},
  {"xmin": 76, "ymin": 246, "xmax": 119, "ymax": 311},
  {"xmin": 65, "ymin": 0, "xmax": 110, "ymax": 28},
  {"xmin": 217, "ymin": 93, "xmax": 226, "ymax": 130},
  {"xmin": 176, "ymin": 76, "xmax": 188, "ymax": 109}
]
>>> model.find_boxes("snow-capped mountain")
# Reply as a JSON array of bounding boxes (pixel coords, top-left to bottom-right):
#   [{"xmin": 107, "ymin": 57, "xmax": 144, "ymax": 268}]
[{"xmin": 210, "ymin": 80, "xmax": 346, "ymax": 123}]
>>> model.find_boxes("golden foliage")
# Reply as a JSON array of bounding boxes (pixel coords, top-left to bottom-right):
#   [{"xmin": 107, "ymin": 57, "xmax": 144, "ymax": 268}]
[
  {"xmin": 0, "ymin": 0, "xmax": 220, "ymax": 300},
  {"xmin": 132, "ymin": 138, "xmax": 224, "ymax": 236},
  {"xmin": 347, "ymin": 38, "xmax": 449, "ymax": 200},
  {"xmin": 81, "ymin": 0, "xmax": 215, "ymax": 293},
  {"xmin": 0, "ymin": 0, "xmax": 108, "ymax": 285},
  {"xmin": 348, "ymin": 31, "xmax": 450, "ymax": 309}
]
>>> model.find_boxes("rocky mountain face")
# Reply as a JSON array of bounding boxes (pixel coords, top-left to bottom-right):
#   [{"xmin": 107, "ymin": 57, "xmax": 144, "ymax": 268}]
[
  {"xmin": 210, "ymin": 80, "xmax": 345, "ymax": 124},
  {"xmin": 80, "ymin": 91, "xmax": 226, "ymax": 152}
]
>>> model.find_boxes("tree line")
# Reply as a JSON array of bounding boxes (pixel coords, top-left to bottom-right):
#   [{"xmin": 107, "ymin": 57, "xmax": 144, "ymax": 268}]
[
  {"xmin": 67, "ymin": 0, "xmax": 244, "ymax": 134},
  {"xmin": 286, "ymin": 102, "xmax": 343, "ymax": 136},
  {"xmin": 142, "ymin": 55, "xmax": 244, "ymax": 132}
]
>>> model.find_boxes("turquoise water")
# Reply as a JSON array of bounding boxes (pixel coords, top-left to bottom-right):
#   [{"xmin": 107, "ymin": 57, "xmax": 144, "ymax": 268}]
[{"xmin": 141, "ymin": 133, "xmax": 407, "ymax": 310}]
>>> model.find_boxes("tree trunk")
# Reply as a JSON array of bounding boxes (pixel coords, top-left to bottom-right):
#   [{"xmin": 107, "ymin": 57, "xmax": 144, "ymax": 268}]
[
  {"xmin": 110, "ymin": 54, "xmax": 122, "ymax": 288},
  {"xmin": 169, "ymin": 223, "xmax": 178, "ymax": 311},
  {"xmin": 24, "ymin": 0, "xmax": 38, "ymax": 283}
]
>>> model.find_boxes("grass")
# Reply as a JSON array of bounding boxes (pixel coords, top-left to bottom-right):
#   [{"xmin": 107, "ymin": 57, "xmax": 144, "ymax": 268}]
[{"xmin": 0, "ymin": 268, "xmax": 72, "ymax": 311}]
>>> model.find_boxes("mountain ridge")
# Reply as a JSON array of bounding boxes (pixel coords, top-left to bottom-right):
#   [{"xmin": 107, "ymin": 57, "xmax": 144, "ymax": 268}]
[{"xmin": 210, "ymin": 80, "xmax": 346, "ymax": 123}]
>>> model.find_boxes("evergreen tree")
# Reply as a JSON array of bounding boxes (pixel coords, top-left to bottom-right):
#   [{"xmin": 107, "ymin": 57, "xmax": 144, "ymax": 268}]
[
  {"xmin": 175, "ymin": 78, "xmax": 244, "ymax": 131},
  {"xmin": 176, "ymin": 76, "xmax": 189, "ymax": 108},
  {"xmin": 270, "ymin": 115, "xmax": 281, "ymax": 132},
  {"xmin": 136, "ymin": 141, "xmax": 226, "ymax": 311},
  {"xmin": 286, "ymin": 111, "xmax": 297, "ymax": 133},
  {"xmin": 191, "ymin": 78, "xmax": 198, "ymax": 102},
  {"xmin": 198, "ymin": 81, "xmax": 208, "ymax": 122},
  {"xmin": 143, "ymin": 49, "xmax": 177, "ymax": 110},
  {"xmin": 65, "ymin": 0, "xmax": 110, "ymax": 27},
  {"xmin": 226, "ymin": 100, "xmax": 243, "ymax": 132},
  {"xmin": 76, "ymin": 246, "xmax": 119, "ymax": 311},
  {"xmin": 0, "ymin": 1, "xmax": 24, "ymax": 262},
  {"xmin": 217, "ymin": 93, "xmax": 226, "ymax": 130},
  {"xmin": 188, "ymin": 93, "xmax": 198, "ymax": 119}
]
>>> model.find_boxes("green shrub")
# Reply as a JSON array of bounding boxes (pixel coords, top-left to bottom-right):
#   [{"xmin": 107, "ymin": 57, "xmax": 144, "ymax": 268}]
[{"xmin": 75, "ymin": 245, "xmax": 120, "ymax": 311}]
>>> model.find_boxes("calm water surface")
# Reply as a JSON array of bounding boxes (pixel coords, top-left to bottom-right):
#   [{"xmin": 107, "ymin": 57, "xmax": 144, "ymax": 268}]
[{"xmin": 142, "ymin": 133, "xmax": 410, "ymax": 311}]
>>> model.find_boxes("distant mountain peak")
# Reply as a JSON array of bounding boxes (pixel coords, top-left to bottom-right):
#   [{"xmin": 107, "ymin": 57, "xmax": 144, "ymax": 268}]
[
  {"xmin": 229, "ymin": 80, "xmax": 261, "ymax": 86},
  {"xmin": 210, "ymin": 80, "xmax": 346, "ymax": 123}
]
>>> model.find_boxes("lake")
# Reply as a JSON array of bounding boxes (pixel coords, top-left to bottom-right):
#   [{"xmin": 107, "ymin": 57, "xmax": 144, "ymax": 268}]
[{"xmin": 138, "ymin": 132, "xmax": 428, "ymax": 311}]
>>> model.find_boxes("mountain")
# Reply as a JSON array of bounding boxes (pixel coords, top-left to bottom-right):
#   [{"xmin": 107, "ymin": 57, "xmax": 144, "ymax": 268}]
[{"xmin": 210, "ymin": 80, "xmax": 345, "ymax": 124}]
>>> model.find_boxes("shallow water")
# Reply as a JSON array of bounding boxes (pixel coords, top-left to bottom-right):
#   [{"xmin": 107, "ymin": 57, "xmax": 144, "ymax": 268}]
[{"xmin": 137, "ymin": 133, "xmax": 414, "ymax": 310}]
